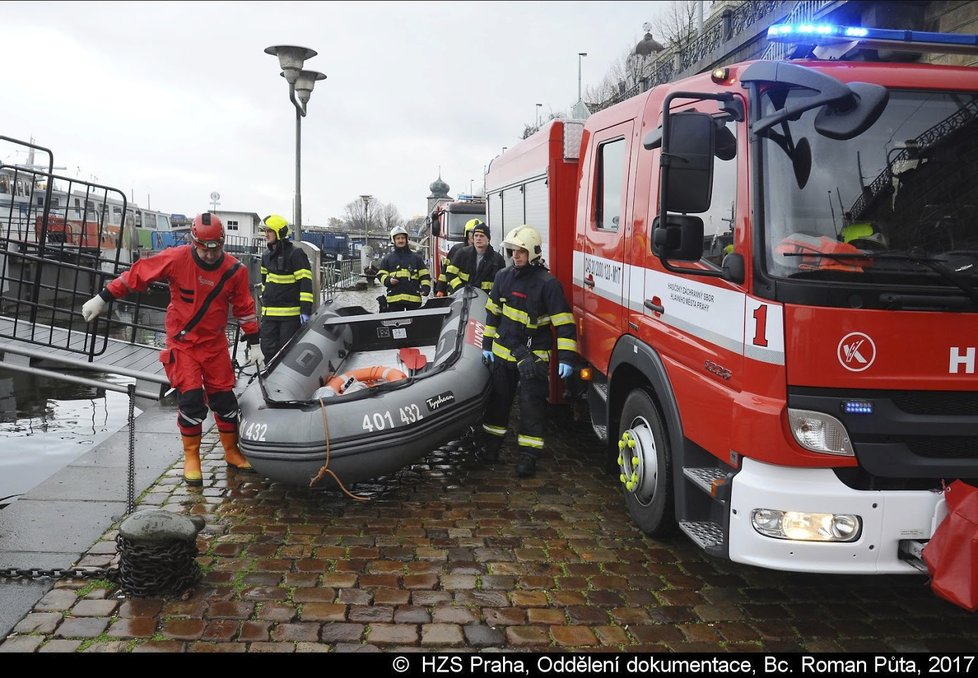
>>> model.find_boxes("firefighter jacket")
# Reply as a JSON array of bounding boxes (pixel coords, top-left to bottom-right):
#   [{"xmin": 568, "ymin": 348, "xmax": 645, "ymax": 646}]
[
  {"xmin": 378, "ymin": 246, "xmax": 431, "ymax": 306},
  {"xmin": 446, "ymin": 244, "xmax": 506, "ymax": 293},
  {"xmin": 260, "ymin": 240, "xmax": 314, "ymax": 319},
  {"xmin": 435, "ymin": 241, "xmax": 466, "ymax": 295},
  {"xmin": 483, "ymin": 264, "xmax": 578, "ymax": 364},
  {"xmin": 101, "ymin": 245, "xmax": 259, "ymax": 350}
]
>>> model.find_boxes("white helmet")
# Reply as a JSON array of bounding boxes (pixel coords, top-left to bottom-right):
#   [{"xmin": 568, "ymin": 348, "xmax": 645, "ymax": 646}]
[
  {"xmin": 501, "ymin": 225, "xmax": 543, "ymax": 263},
  {"xmin": 390, "ymin": 225, "xmax": 409, "ymax": 243}
]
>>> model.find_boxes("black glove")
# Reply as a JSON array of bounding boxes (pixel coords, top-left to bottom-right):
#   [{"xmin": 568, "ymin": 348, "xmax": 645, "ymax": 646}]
[
  {"xmin": 241, "ymin": 333, "xmax": 259, "ymax": 345},
  {"xmin": 512, "ymin": 345, "xmax": 538, "ymax": 381}
]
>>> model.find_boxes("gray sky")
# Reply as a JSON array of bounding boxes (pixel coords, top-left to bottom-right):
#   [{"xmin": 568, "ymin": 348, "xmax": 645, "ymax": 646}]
[{"xmin": 1, "ymin": 1, "xmax": 663, "ymax": 224}]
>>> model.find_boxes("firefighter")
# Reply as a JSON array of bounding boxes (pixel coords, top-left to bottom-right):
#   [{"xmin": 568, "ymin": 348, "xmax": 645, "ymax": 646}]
[
  {"xmin": 445, "ymin": 221, "xmax": 505, "ymax": 294},
  {"xmin": 377, "ymin": 225, "xmax": 431, "ymax": 311},
  {"xmin": 80, "ymin": 213, "xmax": 261, "ymax": 485},
  {"xmin": 479, "ymin": 224, "xmax": 578, "ymax": 477},
  {"xmin": 259, "ymin": 214, "xmax": 314, "ymax": 360},
  {"xmin": 434, "ymin": 218, "xmax": 480, "ymax": 297}
]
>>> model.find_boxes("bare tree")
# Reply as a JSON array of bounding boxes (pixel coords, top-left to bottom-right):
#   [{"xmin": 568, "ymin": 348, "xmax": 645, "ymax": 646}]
[{"xmin": 379, "ymin": 202, "xmax": 403, "ymax": 234}]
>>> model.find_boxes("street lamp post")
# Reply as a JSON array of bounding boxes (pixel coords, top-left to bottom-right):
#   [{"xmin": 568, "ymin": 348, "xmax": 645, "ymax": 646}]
[
  {"xmin": 536, "ymin": 103, "xmax": 543, "ymax": 127},
  {"xmin": 577, "ymin": 52, "xmax": 588, "ymax": 102},
  {"xmin": 359, "ymin": 194, "xmax": 373, "ymax": 251},
  {"xmin": 264, "ymin": 45, "xmax": 326, "ymax": 243}
]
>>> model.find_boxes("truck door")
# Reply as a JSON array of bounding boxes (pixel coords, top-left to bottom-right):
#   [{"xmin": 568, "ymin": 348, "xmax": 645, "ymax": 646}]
[
  {"xmin": 633, "ymin": 103, "xmax": 749, "ymax": 459},
  {"xmin": 579, "ymin": 121, "xmax": 633, "ymax": 369}
]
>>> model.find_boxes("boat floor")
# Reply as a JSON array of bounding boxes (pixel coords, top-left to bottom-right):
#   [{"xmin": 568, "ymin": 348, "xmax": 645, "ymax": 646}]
[{"xmin": 340, "ymin": 344, "xmax": 436, "ymax": 374}]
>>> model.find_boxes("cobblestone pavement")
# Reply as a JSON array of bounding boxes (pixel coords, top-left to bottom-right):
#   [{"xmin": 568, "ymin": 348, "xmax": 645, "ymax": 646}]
[{"xmin": 2, "ymin": 288, "xmax": 976, "ymax": 652}]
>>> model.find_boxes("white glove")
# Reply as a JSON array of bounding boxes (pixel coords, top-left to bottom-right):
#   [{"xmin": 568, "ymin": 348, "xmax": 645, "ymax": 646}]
[
  {"xmin": 246, "ymin": 343, "xmax": 265, "ymax": 370},
  {"xmin": 81, "ymin": 295, "xmax": 108, "ymax": 322}
]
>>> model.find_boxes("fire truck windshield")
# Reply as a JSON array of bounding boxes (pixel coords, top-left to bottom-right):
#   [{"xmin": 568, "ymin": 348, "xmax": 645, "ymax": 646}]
[{"xmin": 761, "ymin": 87, "xmax": 978, "ymax": 300}]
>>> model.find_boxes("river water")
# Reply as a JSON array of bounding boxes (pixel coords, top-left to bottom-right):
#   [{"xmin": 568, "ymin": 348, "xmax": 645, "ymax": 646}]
[{"xmin": 0, "ymin": 368, "xmax": 141, "ymax": 507}]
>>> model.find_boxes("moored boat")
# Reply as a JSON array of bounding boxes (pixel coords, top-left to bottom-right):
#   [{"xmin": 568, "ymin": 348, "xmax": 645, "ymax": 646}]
[{"xmin": 237, "ymin": 287, "xmax": 491, "ymax": 489}]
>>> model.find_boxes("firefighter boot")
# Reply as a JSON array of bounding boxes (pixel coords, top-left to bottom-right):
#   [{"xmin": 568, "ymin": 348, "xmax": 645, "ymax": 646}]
[
  {"xmin": 219, "ymin": 431, "xmax": 254, "ymax": 472},
  {"xmin": 182, "ymin": 434, "xmax": 203, "ymax": 486},
  {"xmin": 515, "ymin": 451, "xmax": 538, "ymax": 478},
  {"xmin": 476, "ymin": 434, "xmax": 504, "ymax": 464}
]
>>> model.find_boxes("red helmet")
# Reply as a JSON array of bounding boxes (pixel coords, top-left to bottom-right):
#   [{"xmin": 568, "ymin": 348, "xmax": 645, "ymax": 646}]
[{"xmin": 191, "ymin": 213, "xmax": 225, "ymax": 249}]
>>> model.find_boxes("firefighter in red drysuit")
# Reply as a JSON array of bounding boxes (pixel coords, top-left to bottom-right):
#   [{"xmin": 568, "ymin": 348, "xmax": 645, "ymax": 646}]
[{"xmin": 80, "ymin": 213, "xmax": 263, "ymax": 485}]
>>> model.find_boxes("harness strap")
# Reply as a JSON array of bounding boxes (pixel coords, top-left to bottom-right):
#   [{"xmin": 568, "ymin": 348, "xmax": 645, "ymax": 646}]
[{"xmin": 176, "ymin": 262, "xmax": 243, "ymax": 341}]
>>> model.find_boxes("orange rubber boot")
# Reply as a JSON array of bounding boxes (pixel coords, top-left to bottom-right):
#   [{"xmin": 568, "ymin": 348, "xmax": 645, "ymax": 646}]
[
  {"xmin": 182, "ymin": 434, "xmax": 203, "ymax": 486},
  {"xmin": 220, "ymin": 431, "xmax": 254, "ymax": 471}
]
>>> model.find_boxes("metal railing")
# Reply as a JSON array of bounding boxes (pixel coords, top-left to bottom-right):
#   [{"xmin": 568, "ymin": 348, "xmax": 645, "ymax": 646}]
[{"xmin": 592, "ymin": 0, "xmax": 844, "ymax": 112}]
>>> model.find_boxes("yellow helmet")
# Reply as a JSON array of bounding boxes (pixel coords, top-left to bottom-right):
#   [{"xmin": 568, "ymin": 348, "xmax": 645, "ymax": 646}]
[
  {"xmin": 464, "ymin": 218, "xmax": 483, "ymax": 237},
  {"xmin": 263, "ymin": 214, "xmax": 289, "ymax": 239},
  {"xmin": 502, "ymin": 224, "xmax": 543, "ymax": 263}
]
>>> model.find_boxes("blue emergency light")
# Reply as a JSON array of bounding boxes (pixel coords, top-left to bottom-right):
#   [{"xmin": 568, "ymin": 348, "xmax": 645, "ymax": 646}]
[
  {"xmin": 767, "ymin": 23, "xmax": 978, "ymax": 55},
  {"xmin": 841, "ymin": 400, "xmax": 874, "ymax": 415}
]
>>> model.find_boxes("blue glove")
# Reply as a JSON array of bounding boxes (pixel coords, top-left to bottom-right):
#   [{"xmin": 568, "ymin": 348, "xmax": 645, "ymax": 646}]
[
  {"xmin": 300, "ymin": 313, "xmax": 310, "ymax": 325},
  {"xmin": 558, "ymin": 362, "xmax": 573, "ymax": 379},
  {"xmin": 482, "ymin": 350, "xmax": 494, "ymax": 365}
]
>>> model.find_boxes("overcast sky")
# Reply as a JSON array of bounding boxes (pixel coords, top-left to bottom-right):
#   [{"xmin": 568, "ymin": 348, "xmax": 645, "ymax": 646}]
[{"xmin": 1, "ymin": 1, "xmax": 665, "ymax": 225}]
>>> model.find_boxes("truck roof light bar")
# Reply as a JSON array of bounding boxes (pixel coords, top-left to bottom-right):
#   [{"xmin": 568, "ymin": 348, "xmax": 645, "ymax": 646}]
[{"xmin": 767, "ymin": 23, "xmax": 978, "ymax": 56}]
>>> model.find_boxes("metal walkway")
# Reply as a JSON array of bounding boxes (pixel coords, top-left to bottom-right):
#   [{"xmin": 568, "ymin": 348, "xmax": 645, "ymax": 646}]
[{"xmin": 0, "ymin": 316, "xmax": 168, "ymax": 400}]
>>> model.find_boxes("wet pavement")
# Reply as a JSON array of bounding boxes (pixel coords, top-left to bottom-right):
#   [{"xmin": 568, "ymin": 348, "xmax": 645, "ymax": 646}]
[{"xmin": 1, "ymin": 286, "xmax": 976, "ymax": 652}]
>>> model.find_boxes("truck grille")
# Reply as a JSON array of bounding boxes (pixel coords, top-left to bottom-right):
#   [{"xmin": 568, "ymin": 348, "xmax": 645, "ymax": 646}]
[{"xmin": 892, "ymin": 391, "xmax": 978, "ymax": 417}]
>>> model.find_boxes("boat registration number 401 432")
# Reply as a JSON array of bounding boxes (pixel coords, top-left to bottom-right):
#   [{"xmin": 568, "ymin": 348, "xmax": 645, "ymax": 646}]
[{"xmin": 362, "ymin": 404, "xmax": 424, "ymax": 432}]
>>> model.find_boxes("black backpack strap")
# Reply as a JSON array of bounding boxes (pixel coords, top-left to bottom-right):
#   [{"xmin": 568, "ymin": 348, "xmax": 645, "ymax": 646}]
[{"xmin": 175, "ymin": 262, "xmax": 243, "ymax": 341}]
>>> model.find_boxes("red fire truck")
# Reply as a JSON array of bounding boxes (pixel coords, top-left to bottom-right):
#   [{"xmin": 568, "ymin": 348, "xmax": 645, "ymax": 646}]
[{"xmin": 487, "ymin": 24, "xmax": 978, "ymax": 574}]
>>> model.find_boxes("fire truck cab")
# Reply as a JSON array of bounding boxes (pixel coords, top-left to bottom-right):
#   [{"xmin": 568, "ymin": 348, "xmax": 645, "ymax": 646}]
[{"xmin": 562, "ymin": 24, "xmax": 978, "ymax": 574}]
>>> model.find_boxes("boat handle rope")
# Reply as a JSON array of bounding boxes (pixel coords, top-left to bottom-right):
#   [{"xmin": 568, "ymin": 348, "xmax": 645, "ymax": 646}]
[{"xmin": 309, "ymin": 396, "xmax": 370, "ymax": 501}]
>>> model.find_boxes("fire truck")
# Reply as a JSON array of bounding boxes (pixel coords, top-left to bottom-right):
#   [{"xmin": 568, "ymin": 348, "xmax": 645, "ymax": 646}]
[
  {"xmin": 486, "ymin": 24, "xmax": 978, "ymax": 574},
  {"xmin": 427, "ymin": 195, "xmax": 486, "ymax": 283}
]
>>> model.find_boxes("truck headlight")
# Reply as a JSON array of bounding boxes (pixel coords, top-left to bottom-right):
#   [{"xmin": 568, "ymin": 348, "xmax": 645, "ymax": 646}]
[
  {"xmin": 787, "ymin": 408, "xmax": 854, "ymax": 456},
  {"xmin": 752, "ymin": 509, "xmax": 861, "ymax": 542}
]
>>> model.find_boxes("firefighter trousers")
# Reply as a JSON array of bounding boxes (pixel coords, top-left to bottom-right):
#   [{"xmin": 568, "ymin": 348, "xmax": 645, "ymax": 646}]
[
  {"xmin": 260, "ymin": 316, "xmax": 301, "ymax": 361},
  {"xmin": 482, "ymin": 359, "xmax": 547, "ymax": 458}
]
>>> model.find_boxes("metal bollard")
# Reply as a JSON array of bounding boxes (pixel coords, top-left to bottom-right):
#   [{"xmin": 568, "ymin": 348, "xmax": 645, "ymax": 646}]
[{"xmin": 116, "ymin": 509, "xmax": 206, "ymax": 598}]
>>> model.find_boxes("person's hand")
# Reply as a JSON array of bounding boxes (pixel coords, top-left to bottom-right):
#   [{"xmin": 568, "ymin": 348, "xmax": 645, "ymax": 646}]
[
  {"xmin": 246, "ymin": 344, "xmax": 265, "ymax": 370},
  {"xmin": 558, "ymin": 362, "xmax": 573, "ymax": 379},
  {"xmin": 299, "ymin": 313, "xmax": 310, "ymax": 325},
  {"xmin": 81, "ymin": 295, "xmax": 108, "ymax": 322},
  {"xmin": 482, "ymin": 350, "xmax": 494, "ymax": 365},
  {"xmin": 387, "ymin": 277, "xmax": 399, "ymax": 286},
  {"xmin": 435, "ymin": 291, "xmax": 446, "ymax": 298}
]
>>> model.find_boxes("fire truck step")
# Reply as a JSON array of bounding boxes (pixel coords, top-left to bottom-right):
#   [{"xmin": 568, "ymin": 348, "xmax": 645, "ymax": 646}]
[
  {"xmin": 679, "ymin": 520, "xmax": 725, "ymax": 551},
  {"xmin": 683, "ymin": 467, "xmax": 729, "ymax": 495}
]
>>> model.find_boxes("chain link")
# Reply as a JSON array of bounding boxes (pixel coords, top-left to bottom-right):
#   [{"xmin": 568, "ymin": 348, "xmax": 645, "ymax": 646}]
[
  {"xmin": 1, "ymin": 566, "xmax": 117, "ymax": 581},
  {"xmin": 115, "ymin": 534, "xmax": 200, "ymax": 598},
  {"xmin": 127, "ymin": 383, "xmax": 136, "ymax": 516}
]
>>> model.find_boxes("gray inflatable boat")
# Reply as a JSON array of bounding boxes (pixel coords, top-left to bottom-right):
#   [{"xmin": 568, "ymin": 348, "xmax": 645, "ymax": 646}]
[{"xmin": 237, "ymin": 287, "xmax": 490, "ymax": 489}]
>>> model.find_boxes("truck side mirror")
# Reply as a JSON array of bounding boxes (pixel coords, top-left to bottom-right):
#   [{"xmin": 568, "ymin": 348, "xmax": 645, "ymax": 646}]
[
  {"xmin": 662, "ymin": 112, "xmax": 715, "ymax": 214},
  {"xmin": 427, "ymin": 216, "xmax": 440, "ymax": 237},
  {"xmin": 652, "ymin": 215, "xmax": 704, "ymax": 261}
]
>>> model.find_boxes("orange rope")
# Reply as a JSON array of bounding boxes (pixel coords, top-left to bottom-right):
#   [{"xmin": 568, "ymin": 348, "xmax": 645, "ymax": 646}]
[{"xmin": 309, "ymin": 397, "xmax": 369, "ymax": 501}]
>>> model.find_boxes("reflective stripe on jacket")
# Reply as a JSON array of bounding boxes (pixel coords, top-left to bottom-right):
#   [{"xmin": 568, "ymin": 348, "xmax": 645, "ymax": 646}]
[
  {"xmin": 378, "ymin": 247, "xmax": 431, "ymax": 305},
  {"xmin": 260, "ymin": 240, "xmax": 314, "ymax": 318},
  {"xmin": 483, "ymin": 264, "xmax": 578, "ymax": 364},
  {"xmin": 446, "ymin": 244, "xmax": 506, "ymax": 293}
]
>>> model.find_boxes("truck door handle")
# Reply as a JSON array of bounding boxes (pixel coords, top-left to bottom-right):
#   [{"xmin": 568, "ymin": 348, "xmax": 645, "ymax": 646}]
[
  {"xmin": 583, "ymin": 276, "xmax": 595, "ymax": 288},
  {"xmin": 644, "ymin": 299, "xmax": 664, "ymax": 314}
]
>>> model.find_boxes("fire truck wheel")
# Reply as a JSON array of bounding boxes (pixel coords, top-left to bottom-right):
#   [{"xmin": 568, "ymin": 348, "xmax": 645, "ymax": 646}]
[{"xmin": 617, "ymin": 389, "xmax": 675, "ymax": 537}]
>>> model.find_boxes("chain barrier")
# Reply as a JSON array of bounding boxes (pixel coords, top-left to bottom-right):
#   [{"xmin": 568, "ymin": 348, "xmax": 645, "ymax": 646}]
[
  {"xmin": 127, "ymin": 382, "xmax": 136, "ymax": 515},
  {"xmin": 115, "ymin": 534, "xmax": 201, "ymax": 598},
  {"xmin": 1, "ymin": 566, "xmax": 117, "ymax": 582}
]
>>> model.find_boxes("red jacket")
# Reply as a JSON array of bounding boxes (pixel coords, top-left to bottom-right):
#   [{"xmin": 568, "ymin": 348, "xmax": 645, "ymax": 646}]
[{"xmin": 105, "ymin": 245, "xmax": 259, "ymax": 349}]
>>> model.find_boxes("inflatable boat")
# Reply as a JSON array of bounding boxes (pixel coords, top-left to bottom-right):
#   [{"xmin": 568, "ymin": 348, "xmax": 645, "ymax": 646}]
[{"xmin": 237, "ymin": 287, "xmax": 491, "ymax": 489}]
